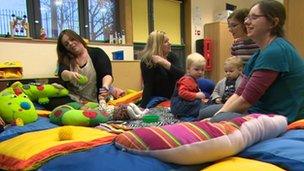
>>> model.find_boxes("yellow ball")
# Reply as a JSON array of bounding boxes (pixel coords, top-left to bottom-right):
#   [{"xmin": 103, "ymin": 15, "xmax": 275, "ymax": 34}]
[
  {"xmin": 15, "ymin": 118, "xmax": 24, "ymax": 126},
  {"xmin": 58, "ymin": 126, "xmax": 73, "ymax": 141}
]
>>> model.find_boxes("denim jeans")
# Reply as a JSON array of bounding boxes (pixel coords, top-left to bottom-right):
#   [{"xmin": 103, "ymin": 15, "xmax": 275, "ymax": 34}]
[{"xmin": 146, "ymin": 96, "xmax": 168, "ymax": 108}]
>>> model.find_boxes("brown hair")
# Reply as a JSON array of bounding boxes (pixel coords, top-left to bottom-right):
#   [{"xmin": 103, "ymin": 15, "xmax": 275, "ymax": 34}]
[
  {"xmin": 228, "ymin": 8, "xmax": 250, "ymax": 33},
  {"xmin": 57, "ymin": 29, "xmax": 88, "ymax": 69},
  {"xmin": 252, "ymin": 0, "xmax": 286, "ymax": 37}
]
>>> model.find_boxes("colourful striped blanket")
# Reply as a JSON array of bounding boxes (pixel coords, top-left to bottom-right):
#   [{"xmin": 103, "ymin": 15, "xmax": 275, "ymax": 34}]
[{"xmin": 115, "ymin": 114, "xmax": 287, "ymax": 164}]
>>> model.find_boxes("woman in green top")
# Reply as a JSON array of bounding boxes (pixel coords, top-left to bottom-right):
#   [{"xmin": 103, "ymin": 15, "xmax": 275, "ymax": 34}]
[{"xmin": 213, "ymin": 0, "xmax": 304, "ymax": 123}]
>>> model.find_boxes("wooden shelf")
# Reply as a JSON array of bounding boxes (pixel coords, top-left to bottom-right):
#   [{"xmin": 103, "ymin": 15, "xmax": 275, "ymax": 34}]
[{"xmin": 0, "ymin": 75, "xmax": 58, "ymax": 81}]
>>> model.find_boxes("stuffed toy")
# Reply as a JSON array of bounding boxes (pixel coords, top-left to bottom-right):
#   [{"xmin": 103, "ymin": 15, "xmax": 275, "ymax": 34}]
[
  {"xmin": 0, "ymin": 86, "xmax": 38, "ymax": 125},
  {"xmin": 49, "ymin": 101, "xmax": 148, "ymax": 127},
  {"xmin": 99, "ymin": 100, "xmax": 148, "ymax": 120},
  {"xmin": 77, "ymin": 74, "xmax": 88, "ymax": 85},
  {"xmin": 11, "ymin": 81, "xmax": 69, "ymax": 104},
  {"xmin": 49, "ymin": 105, "xmax": 109, "ymax": 127}
]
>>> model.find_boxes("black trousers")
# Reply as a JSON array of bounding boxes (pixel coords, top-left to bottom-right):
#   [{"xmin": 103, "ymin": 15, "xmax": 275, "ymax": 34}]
[{"xmin": 42, "ymin": 96, "xmax": 75, "ymax": 111}]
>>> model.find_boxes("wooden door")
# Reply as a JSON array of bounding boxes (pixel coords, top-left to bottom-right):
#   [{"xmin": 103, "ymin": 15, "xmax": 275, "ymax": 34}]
[{"xmin": 285, "ymin": 0, "xmax": 304, "ymax": 57}]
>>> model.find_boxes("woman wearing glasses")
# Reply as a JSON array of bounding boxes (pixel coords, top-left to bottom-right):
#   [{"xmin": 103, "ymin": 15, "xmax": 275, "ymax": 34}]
[
  {"xmin": 228, "ymin": 8, "xmax": 259, "ymax": 64},
  {"xmin": 212, "ymin": 0, "xmax": 304, "ymax": 123},
  {"xmin": 198, "ymin": 9, "xmax": 259, "ymax": 120}
]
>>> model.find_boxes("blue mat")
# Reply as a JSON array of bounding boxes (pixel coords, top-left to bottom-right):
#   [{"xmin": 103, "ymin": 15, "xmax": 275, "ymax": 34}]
[
  {"xmin": 239, "ymin": 130, "xmax": 304, "ymax": 171},
  {"xmin": 39, "ymin": 143, "xmax": 209, "ymax": 171},
  {"xmin": 0, "ymin": 117, "xmax": 57, "ymax": 142}
]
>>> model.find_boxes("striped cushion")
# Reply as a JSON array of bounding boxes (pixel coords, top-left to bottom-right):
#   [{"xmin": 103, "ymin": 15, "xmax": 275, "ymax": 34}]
[{"xmin": 115, "ymin": 114, "xmax": 287, "ymax": 165}]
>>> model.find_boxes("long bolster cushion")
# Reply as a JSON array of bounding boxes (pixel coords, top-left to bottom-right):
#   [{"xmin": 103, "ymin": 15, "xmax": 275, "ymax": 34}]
[{"xmin": 115, "ymin": 114, "xmax": 287, "ymax": 165}]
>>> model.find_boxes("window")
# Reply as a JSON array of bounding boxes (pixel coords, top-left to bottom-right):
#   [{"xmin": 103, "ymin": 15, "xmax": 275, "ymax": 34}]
[
  {"xmin": 0, "ymin": 0, "xmax": 120, "ymax": 42},
  {"xmin": 88, "ymin": 0, "xmax": 117, "ymax": 42},
  {"xmin": 0, "ymin": 0, "xmax": 28, "ymax": 37},
  {"xmin": 40, "ymin": 0, "xmax": 79, "ymax": 38}
]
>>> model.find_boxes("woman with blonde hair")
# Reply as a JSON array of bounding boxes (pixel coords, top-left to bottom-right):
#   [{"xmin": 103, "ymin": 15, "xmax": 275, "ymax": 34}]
[{"xmin": 140, "ymin": 30, "xmax": 184, "ymax": 108}]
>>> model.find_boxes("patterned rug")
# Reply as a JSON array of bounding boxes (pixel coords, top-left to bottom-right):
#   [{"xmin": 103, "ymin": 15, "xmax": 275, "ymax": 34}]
[{"xmin": 125, "ymin": 107, "xmax": 182, "ymax": 129}]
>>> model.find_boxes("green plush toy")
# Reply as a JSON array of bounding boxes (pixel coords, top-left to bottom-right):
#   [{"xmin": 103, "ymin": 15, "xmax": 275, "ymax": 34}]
[
  {"xmin": 49, "ymin": 103, "xmax": 109, "ymax": 127},
  {"xmin": 77, "ymin": 74, "xmax": 88, "ymax": 85},
  {"xmin": 0, "ymin": 86, "xmax": 38, "ymax": 124},
  {"xmin": 11, "ymin": 81, "xmax": 69, "ymax": 104}
]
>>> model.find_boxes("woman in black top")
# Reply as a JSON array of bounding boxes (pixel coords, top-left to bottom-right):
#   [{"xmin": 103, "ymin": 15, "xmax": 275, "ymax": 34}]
[
  {"xmin": 45, "ymin": 29, "xmax": 113, "ymax": 110},
  {"xmin": 140, "ymin": 30, "xmax": 184, "ymax": 108}
]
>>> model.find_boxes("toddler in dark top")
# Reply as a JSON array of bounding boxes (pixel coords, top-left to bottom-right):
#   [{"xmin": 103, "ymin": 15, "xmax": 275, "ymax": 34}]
[{"xmin": 211, "ymin": 56, "xmax": 243, "ymax": 104}]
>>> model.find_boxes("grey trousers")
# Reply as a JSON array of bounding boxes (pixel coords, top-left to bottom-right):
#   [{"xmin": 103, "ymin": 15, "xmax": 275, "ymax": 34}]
[
  {"xmin": 198, "ymin": 104, "xmax": 223, "ymax": 119},
  {"xmin": 198, "ymin": 104, "xmax": 244, "ymax": 122}
]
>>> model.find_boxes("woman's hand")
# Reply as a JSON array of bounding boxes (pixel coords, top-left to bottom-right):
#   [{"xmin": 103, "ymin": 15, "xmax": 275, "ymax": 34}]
[
  {"xmin": 61, "ymin": 70, "xmax": 81, "ymax": 82},
  {"xmin": 151, "ymin": 55, "xmax": 165, "ymax": 64},
  {"xmin": 152, "ymin": 55, "xmax": 171, "ymax": 70},
  {"xmin": 69, "ymin": 71, "xmax": 81, "ymax": 81},
  {"xmin": 62, "ymin": 70, "xmax": 81, "ymax": 82}
]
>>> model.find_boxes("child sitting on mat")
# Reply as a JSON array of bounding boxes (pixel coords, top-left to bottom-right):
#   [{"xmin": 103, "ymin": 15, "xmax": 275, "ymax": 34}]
[{"xmin": 170, "ymin": 53, "xmax": 208, "ymax": 119}]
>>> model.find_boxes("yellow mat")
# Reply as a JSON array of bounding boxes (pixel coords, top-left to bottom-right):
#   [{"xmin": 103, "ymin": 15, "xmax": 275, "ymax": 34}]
[
  {"xmin": 202, "ymin": 157, "xmax": 284, "ymax": 171},
  {"xmin": 0, "ymin": 126, "xmax": 116, "ymax": 170}
]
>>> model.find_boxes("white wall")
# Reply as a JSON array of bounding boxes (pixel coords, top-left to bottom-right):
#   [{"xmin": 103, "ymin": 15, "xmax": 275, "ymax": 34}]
[{"xmin": 0, "ymin": 40, "xmax": 133, "ymax": 77}]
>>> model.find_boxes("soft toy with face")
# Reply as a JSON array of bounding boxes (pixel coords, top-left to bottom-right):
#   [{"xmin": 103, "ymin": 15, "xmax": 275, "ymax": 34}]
[
  {"xmin": 49, "ymin": 105, "xmax": 109, "ymax": 127},
  {"xmin": 0, "ymin": 87, "xmax": 38, "ymax": 124},
  {"xmin": 11, "ymin": 81, "xmax": 69, "ymax": 104}
]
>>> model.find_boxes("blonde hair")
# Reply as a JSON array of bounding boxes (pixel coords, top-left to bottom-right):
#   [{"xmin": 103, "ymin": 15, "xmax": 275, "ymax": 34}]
[
  {"xmin": 186, "ymin": 53, "xmax": 206, "ymax": 69},
  {"xmin": 224, "ymin": 56, "xmax": 243, "ymax": 69},
  {"xmin": 140, "ymin": 30, "xmax": 167, "ymax": 68}
]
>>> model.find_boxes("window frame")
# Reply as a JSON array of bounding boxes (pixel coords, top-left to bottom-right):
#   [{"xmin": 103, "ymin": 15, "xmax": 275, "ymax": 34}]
[{"xmin": 4, "ymin": 0, "xmax": 122, "ymax": 42}]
